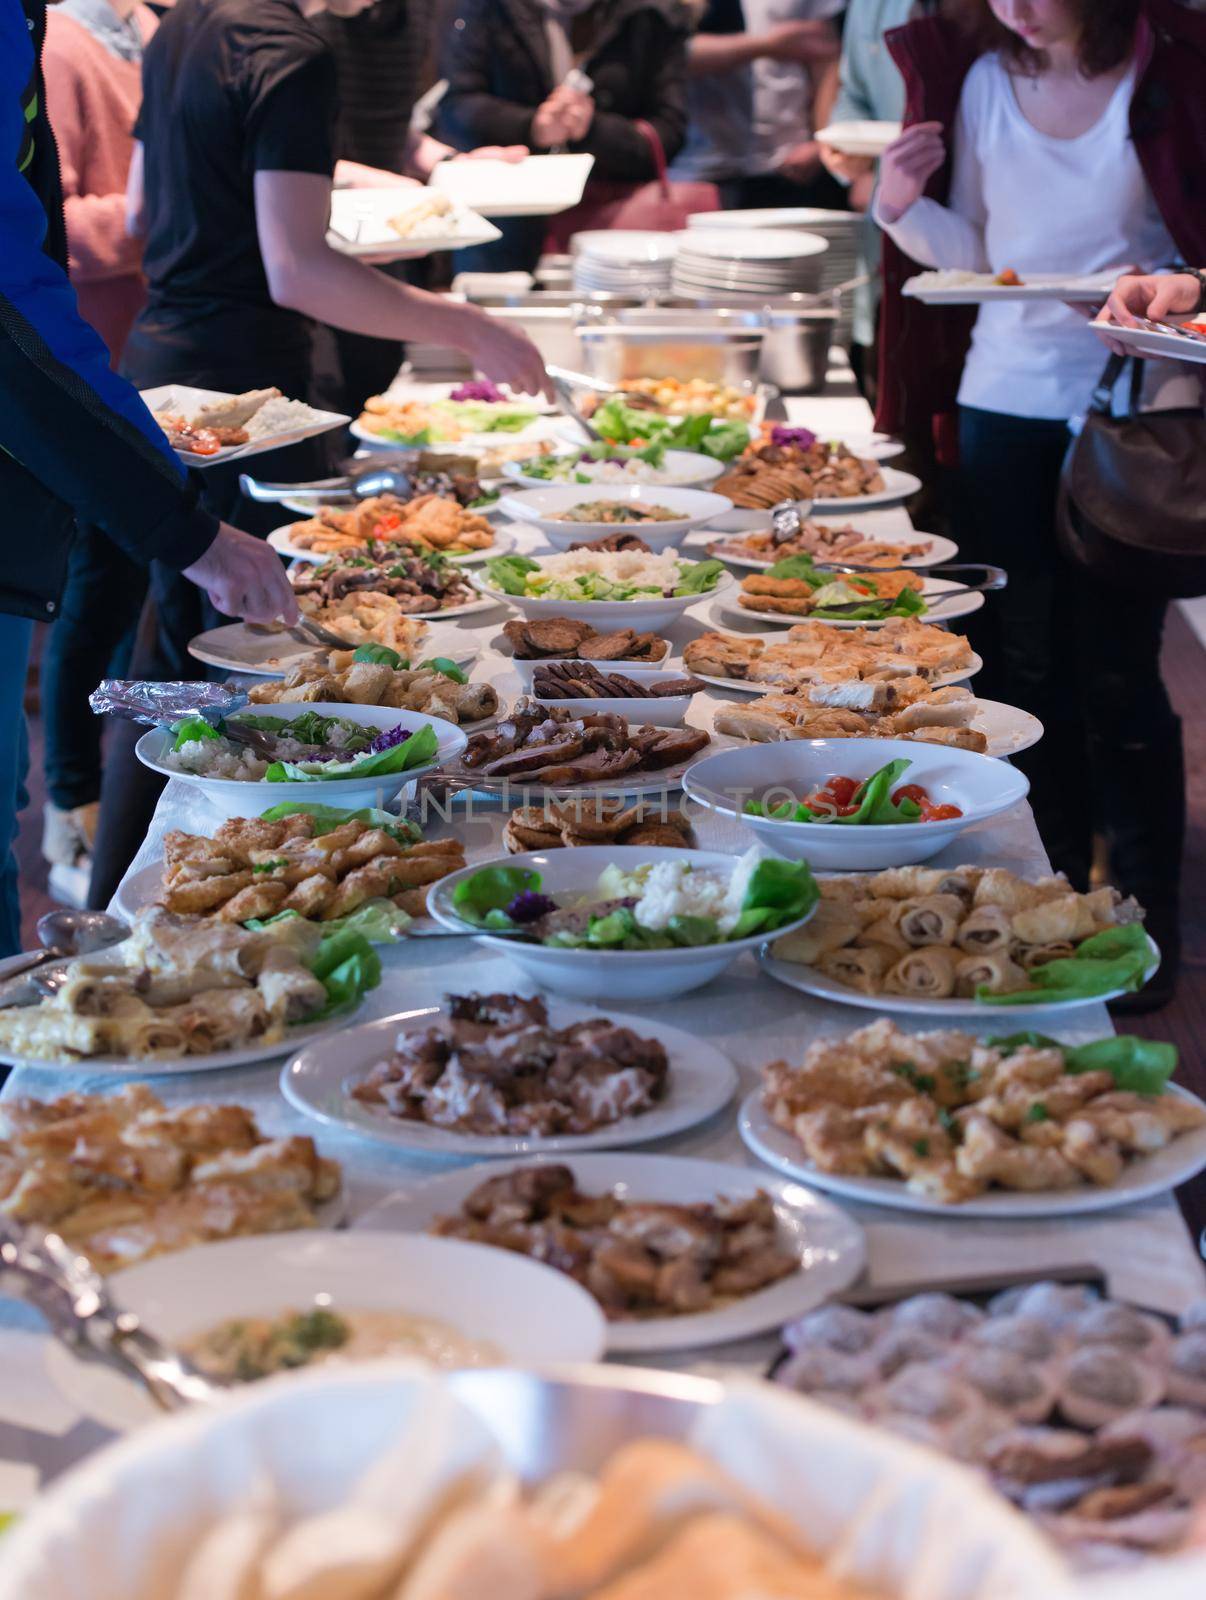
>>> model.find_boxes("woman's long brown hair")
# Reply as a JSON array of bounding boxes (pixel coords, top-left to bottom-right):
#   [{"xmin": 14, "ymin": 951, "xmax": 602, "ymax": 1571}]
[{"xmin": 945, "ymin": 0, "xmax": 1140, "ymax": 78}]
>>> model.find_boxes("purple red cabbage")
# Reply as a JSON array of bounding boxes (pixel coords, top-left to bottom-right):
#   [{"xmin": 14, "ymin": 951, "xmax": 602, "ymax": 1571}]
[
  {"xmin": 770, "ymin": 425, "xmax": 817, "ymax": 451},
  {"xmin": 367, "ymin": 724, "xmax": 413, "ymax": 754},
  {"xmin": 504, "ymin": 890, "xmax": 558, "ymax": 923},
  {"xmin": 450, "ymin": 380, "xmax": 505, "ymax": 403}
]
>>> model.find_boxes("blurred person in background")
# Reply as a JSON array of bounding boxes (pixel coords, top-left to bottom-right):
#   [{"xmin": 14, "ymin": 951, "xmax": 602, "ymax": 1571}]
[
  {"xmin": 87, "ymin": 0, "xmax": 550, "ymax": 907},
  {"xmin": 439, "ymin": 0, "xmax": 691, "ymax": 270},
  {"xmin": 874, "ymin": 0, "xmax": 1206, "ymax": 1005},
  {"xmin": 673, "ymin": 0, "xmax": 845, "ymax": 210},
  {"xmin": 39, "ymin": 0, "xmax": 159, "ymax": 896},
  {"xmin": 1, "ymin": 0, "xmax": 297, "ymax": 957}
]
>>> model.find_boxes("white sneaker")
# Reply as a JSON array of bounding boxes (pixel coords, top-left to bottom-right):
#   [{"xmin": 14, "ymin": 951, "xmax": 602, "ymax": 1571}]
[
  {"xmin": 42, "ymin": 801, "xmax": 99, "ymax": 868},
  {"xmin": 48, "ymin": 861, "xmax": 92, "ymax": 909}
]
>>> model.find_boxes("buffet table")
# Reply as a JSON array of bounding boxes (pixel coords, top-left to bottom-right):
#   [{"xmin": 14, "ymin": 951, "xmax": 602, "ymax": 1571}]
[{"xmin": 1, "ymin": 362, "xmax": 1201, "ymax": 1502}]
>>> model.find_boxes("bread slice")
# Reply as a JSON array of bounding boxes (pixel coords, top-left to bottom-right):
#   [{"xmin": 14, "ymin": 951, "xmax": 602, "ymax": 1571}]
[
  {"xmin": 193, "ymin": 387, "xmax": 281, "ymax": 430},
  {"xmin": 586, "ymin": 1512, "xmax": 852, "ymax": 1600}
]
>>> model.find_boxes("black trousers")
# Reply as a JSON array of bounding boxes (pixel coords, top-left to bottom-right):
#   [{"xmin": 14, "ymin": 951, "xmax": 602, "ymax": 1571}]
[{"xmin": 955, "ymin": 405, "xmax": 1184, "ymax": 912}]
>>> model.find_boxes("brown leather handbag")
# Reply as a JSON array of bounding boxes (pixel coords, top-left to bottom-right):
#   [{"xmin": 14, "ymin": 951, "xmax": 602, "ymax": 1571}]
[{"xmin": 1057, "ymin": 353, "xmax": 1206, "ymax": 599}]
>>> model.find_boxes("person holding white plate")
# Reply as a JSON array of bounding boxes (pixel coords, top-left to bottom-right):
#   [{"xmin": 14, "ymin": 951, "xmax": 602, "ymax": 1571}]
[
  {"xmin": 873, "ymin": 0, "xmax": 1206, "ymax": 1008},
  {"xmin": 1097, "ymin": 266, "xmax": 1206, "ymax": 354}
]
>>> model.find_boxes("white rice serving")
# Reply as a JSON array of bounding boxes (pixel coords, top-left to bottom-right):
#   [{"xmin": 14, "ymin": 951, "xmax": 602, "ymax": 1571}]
[
  {"xmin": 245, "ymin": 397, "xmax": 323, "ymax": 439},
  {"xmin": 166, "ymin": 738, "xmax": 269, "ymax": 781}
]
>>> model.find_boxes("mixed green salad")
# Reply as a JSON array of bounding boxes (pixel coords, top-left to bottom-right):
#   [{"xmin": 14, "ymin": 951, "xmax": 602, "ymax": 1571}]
[
  {"xmin": 449, "ymin": 851, "xmax": 818, "ymax": 950},
  {"xmin": 513, "ymin": 438, "xmax": 706, "ymax": 485},
  {"xmin": 485, "ymin": 553, "xmax": 726, "ymax": 602},
  {"xmin": 372, "ymin": 398, "xmax": 538, "ymax": 446},
  {"xmin": 760, "ymin": 554, "xmax": 927, "ymax": 622},
  {"xmin": 744, "ymin": 759, "xmax": 964, "ymax": 827},
  {"xmin": 590, "ymin": 397, "xmax": 750, "ymax": 461},
  {"xmin": 167, "ymin": 711, "xmax": 440, "ymax": 783},
  {"xmin": 978, "ymin": 923, "xmax": 1158, "ymax": 1006}
]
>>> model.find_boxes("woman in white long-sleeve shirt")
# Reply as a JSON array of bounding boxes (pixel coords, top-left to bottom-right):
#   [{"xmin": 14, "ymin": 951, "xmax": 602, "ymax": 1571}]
[{"xmin": 874, "ymin": 0, "xmax": 1199, "ymax": 1008}]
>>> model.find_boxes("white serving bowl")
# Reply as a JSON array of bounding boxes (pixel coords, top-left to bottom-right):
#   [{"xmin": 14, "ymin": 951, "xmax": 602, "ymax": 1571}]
[
  {"xmin": 471, "ymin": 564, "xmax": 734, "ymax": 636},
  {"xmin": 498, "ymin": 484, "xmax": 733, "ymax": 551},
  {"xmin": 0, "ymin": 1367, "xmax": 1069, "ymax": 1600},
  {"xmin": 682, "ymin": 737, "xmax": 1030, "ymax": 871},
  {"xmin": 136, "ymin": 701, "xmax": 467, "ymax": 821},
  {"xmin": 529, "ymin": 662, "xmax": 698, "ymax": 726},
  {"xmin": 426, "ymin": 844, "xmax": 816, "ymax": 1001},
  {"xmin": 46, "ymin": 1232, "xmax": 606, "ymax": 1433},
  {"xmin": 501, "ymin": 447, "xmax": 726, "ymax": 492}
]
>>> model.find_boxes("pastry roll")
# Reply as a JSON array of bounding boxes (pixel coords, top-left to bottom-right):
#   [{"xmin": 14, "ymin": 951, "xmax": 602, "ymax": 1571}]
[
  {"xmin": 972, "ymin": 869, "xmax": 1050, "ymax": 912},
  {"xmin": 1016, "ymin": 940, "xmax": 1076, "ymax": 971},
  {"xmin": 1010, "ymin": 893, "xmax": 1097, "ymax": 947},
  {"xmin": 954, "ymin": 904, "xmax": 1013, "ymax": 955},
  {"xmin": 816, "ymin": 944, "xmax": 893, "ymax": 994},
  {"xmin": 866, "ymin": 866, "xmax": 948, "ymax": 899},
  {"xmin": 256, "ymin": 948, "xmax": 326, "ymax": 1024},
  {"xmin": 817, "ymin": 875, "xmax": 872, "ymax": 904},
  {"xmin": 772, "ymin": 902, "xmax": 864, "ymax": 964},
  {"xmin": 954, "ymin": 951, "xmax": 1028, "ymax": 998},
  {"xmin": 855, "ymin": 916, "xmax": 910, "ymax": 955},
  {"xmin": 895, "ymin": 894, "xmax": 965, "ymax": 947},
  {"xmin": 883, "ymin": 946, "xmax": 958, "ymax": 998}
]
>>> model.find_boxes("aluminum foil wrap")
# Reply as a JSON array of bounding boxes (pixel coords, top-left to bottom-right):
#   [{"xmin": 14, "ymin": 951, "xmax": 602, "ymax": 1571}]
[{"xmin": 89, "ymin": 680, "xmax": 248, "ymax": 726}]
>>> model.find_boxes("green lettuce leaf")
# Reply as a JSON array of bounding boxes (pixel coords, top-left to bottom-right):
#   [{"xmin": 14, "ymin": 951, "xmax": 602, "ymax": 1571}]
[
  {"xmin": 978, "ymin": 923, "xmax": 1156, "ymax": 1005},
  {"xmin": 246, "ymin": 897, "xmax": 411, "ymax": 944},
  {"xmin": 420, "ymin": 656, "xmax": 468, "ymax": 684},
  {"xmin": 486, "ymin": 554, "xmax": 539, "ymax": 595},
  {"xmin": 171, "ymin": 716, "xmax": 222, "ymax": 750},
  {"xmin": 697, "ymin": 419, "xmax": 752, "ymax": 461},
  {"xmin": 674, "ymin": 558, "xmax": 725, "ymax": 596},
  {"xmin": 451, "ymin": 865, "xmax": 539, "ymax": 926},
  {"xmin": 986, "ymin": 1031, "xmax": 1177, "ymax": 1095},
  {"xmin": 730, "ymin": 857, "xmax": 819, "ymax": 938},
  {"xmin": 306, "ymin": 928, "xmax": 382, "ymax": 1018},
  {"xmin": 352, "ymin": 643, "xmax": 405, "ymax": 667}
]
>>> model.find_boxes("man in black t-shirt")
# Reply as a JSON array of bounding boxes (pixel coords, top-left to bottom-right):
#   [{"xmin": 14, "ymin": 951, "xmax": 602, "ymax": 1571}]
[{"xmin": 89, "ymin": 0, "xmax": 550, "ymax": 908}]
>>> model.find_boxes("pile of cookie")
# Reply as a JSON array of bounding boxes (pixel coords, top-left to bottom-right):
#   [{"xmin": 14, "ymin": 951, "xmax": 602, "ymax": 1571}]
[{"xmin": 502, "ymin": 799, "xmax": 695, "ymax": 853}]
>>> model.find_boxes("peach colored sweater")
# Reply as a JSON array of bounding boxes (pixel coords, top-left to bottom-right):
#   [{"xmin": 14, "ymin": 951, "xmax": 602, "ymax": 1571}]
[{"xmin": 42, "ymin": 6, "xmax": 157, "ymax": 364}]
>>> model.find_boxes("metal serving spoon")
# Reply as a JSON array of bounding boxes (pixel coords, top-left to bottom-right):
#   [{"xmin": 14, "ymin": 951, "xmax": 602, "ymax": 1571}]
[
  {"xmin": 0, "ymin": 1222, "xmax": 224, "ymax": 1413},
  {"xmin": 0, "ymin": 910, "xmax": 130, "ymax": 990},
  {"xmin": 240, "ymin": 459, "xmax": 421, "ymax": 506}
]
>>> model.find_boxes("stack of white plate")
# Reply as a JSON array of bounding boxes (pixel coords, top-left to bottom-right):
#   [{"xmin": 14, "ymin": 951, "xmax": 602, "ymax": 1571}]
[
  {"xmin": 686, "ymin": 210, "xmax": 862, "ymax": 340},
  {"xmin": 570, "ymin": 230, "xmax": 678, "ymax": 296},
  {"xmin": 671, "ymin": 227, "xmax": 829, "ymax": 301}
]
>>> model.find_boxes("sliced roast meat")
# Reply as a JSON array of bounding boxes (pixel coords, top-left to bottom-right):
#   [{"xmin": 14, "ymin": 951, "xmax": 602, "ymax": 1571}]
[{"xmin": 577, "ymin": 629, "xmax": 639, "ymax": 661}]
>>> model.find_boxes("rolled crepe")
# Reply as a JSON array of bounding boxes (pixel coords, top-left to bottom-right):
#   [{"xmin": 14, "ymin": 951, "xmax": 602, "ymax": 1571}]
[
  {"xmin": 883, "ymin": 946, "xmax": 958, "ymax": 999},
  {"xmin": 818, "ymin": 945, "xmax": 893, "ymax": 995},
  {"xmin": 855, "ymin": 916, "xmax": 910, "ymax": 955},
  {"xmin": 866, "ymin": 866, "xmax": 948, "ymax": 899},
  {"xmin": 1010, "ymin": 893, "xmax": 1097, "ymax": 947},
  {"xmin": 971, "ymin": 869, "xmax": 1050, "ymax": 913},
  {"xmin": 257, "ymin": 948, "xmax": 327, "ymax": 1023},
  {"xmin": 1016, "ymin": 940, "xmax": 1076, "ymax": 971},
  {"xmin": 129, "ymin": 1019, "xmax": 190, "ymax": 1057},
  {"xmin": 772, "ymin": 902, "xmax": 864, "ymax": 964},
  {"xmin": 954, "ymin": 951, "xmax": 1028, "ymax": 998},
  {"xmin": 954, "ymin": 904, "xmax": 1013, "ymax": 955},
  {"xmin": 895, "ymin": 894, "xmax": 966, "ymax": 948}
]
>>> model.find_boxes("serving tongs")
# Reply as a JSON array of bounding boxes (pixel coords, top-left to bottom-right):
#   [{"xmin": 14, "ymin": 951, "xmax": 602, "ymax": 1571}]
[
  {"xmin": 0, "ymin": 1221, "xmax": 225, "ymax": 1413},
  {"xmin": 240, "ymin": 455, "xmax": 427, "ymax": 506}
]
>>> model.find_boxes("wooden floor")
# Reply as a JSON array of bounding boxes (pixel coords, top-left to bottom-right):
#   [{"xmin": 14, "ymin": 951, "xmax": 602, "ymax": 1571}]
[{"xmin": 12, "ymin": 608, "xmax": 1206, "ymax": 1247}]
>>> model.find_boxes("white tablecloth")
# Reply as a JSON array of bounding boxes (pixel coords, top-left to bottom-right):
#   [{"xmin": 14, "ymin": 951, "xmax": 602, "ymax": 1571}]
[{"xmin": 2, "ymin": 361, "xmax": 1201, "ymax": 1498}]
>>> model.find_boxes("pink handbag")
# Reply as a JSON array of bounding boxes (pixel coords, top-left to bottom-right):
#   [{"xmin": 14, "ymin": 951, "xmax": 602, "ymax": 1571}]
[{"xmin": 543, "ymin": 120, "xmax": 720, "ymax": 251}]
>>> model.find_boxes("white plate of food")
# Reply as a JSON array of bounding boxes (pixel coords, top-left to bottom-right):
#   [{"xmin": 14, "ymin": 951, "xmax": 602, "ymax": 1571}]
[
  {"xmin": 759, "ymin": 938, "xmax": 1161, "ymax": 1018},
  {"xmin": 814, "ymin": 119, "xmax": 901, "ymax": 157},
  {"xmin": 739, "ymin": 1077, "xmax": 1206, "ymax": 1219},
  {"xmin": 472, "ymin": 549, "xmax": 733, "ymax": 635},
  {"xmin": 682, "ymin": 626, "xmax": 983, "ymax": 695},
  {"xmin": 717, "ymin": 575, "xmax": 986, "ymax": 630},
  {"xmin": 501, "ymin": 446, "xmax": 726, "ymax": 492},
  {"xmin": 497, "ymin": 485, "xmax": 734, "ymax": 551},
  {"xmin": 904, "ymin": 269, "xmax": 1119, "ymax": 306},
  {"xmin": 355, "ymin": 1153, "xmax": 867, "ymax": 1354},
  {"xmin": 136, "ymin": 702, "xmax": 467, "ymax": 821},
  {"xmin": 46, "ymin": 1230, "xmax": 607, "ymax": 1431},
  {"xmin": 706, "ymin": 693, "xmax": 1040, "ymax": 761},
  {"xmin": 327, "ymin": 188, "xmax": 501, "ymax": 259},
  {"xmin": 426, "ymin": 845, "xmax": 819, "ymax": 1002},
  {"xmin": 187, "ymin": 620, "xmax": 479, "ymax": 676},
  {"xmin": 709, "ymin": 466, "xmax": 924, "ymax": 527},
  {"xmin": 705, "ymin": 529, "xmax": 959, "ymax": 572},
  {"xmin": 682, "ymin": 740, "xmax": 1031, "ymax": 872},
  {"xmin": 281, "ymin": 996, "xmax": 739, "ymax": 1157},
  {"xmin": 140, "ymin": 384, "xmax": 349, "ymax": 467},
  {"xmin": 267, "ymin": 523, "xmax": 515, "ymax": 567},
  {"xmin": 1089, "ymin": 314, "xmax": 1206, "ymax": 366}
]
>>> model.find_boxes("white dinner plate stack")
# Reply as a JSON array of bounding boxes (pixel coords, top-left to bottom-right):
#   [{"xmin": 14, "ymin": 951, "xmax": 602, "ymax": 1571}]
[
  {"xmin": 570, "ymin": 230, "xmax": 678, "ymax": 297},
  {"xmin": 670, "ymin": 227, "xmax": 829, "ymax": 301},
  {"xmin": 687, "ymin": 209, "xmax": 864, "ymax": 340}
]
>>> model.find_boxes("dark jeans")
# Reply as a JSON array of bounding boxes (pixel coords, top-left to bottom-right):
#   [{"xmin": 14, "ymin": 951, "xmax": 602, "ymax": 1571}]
[
  {"xmin": 88, "ymin": 321, "xmax": 342, "ymax": 907},
  {"xmin": 955, "ymin": 405, "xmax": 1184, "ymax": 912},
  {"xmin": 453, "ymin": 215, "xmax": 546, "ymax": 276},
  {"xmin": 42, "ymin": 526, "xmax": 146, "ymax": 811},
  {"xmin": 718, "ymin": 168, "xmax": 849, "ymax": 213}
]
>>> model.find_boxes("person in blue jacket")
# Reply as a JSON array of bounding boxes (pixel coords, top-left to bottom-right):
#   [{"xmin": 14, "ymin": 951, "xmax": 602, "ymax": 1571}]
[{"xmin": 0, "ymin": 0, "xmax": 297, "ymax": 957}]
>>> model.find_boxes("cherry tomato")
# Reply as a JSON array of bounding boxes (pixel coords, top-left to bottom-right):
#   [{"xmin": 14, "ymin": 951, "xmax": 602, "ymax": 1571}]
[
  {"xmin": 804, "ymin": 791, "xmax": 835, "ymax": 811},
  {"xmin": 834, "ymin": 803, "xmax": 860, "ymax": 817},
  {"xmin": 893, "ymin": 784, "xmax": 929, "ymax": 806},
  {"xmin": 920, "ymin": 803, "xmax": 964, "ymax": 821},
  {"xmin": 827, "ymin": 775, "xmax": 859, "ymax": 806}
]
